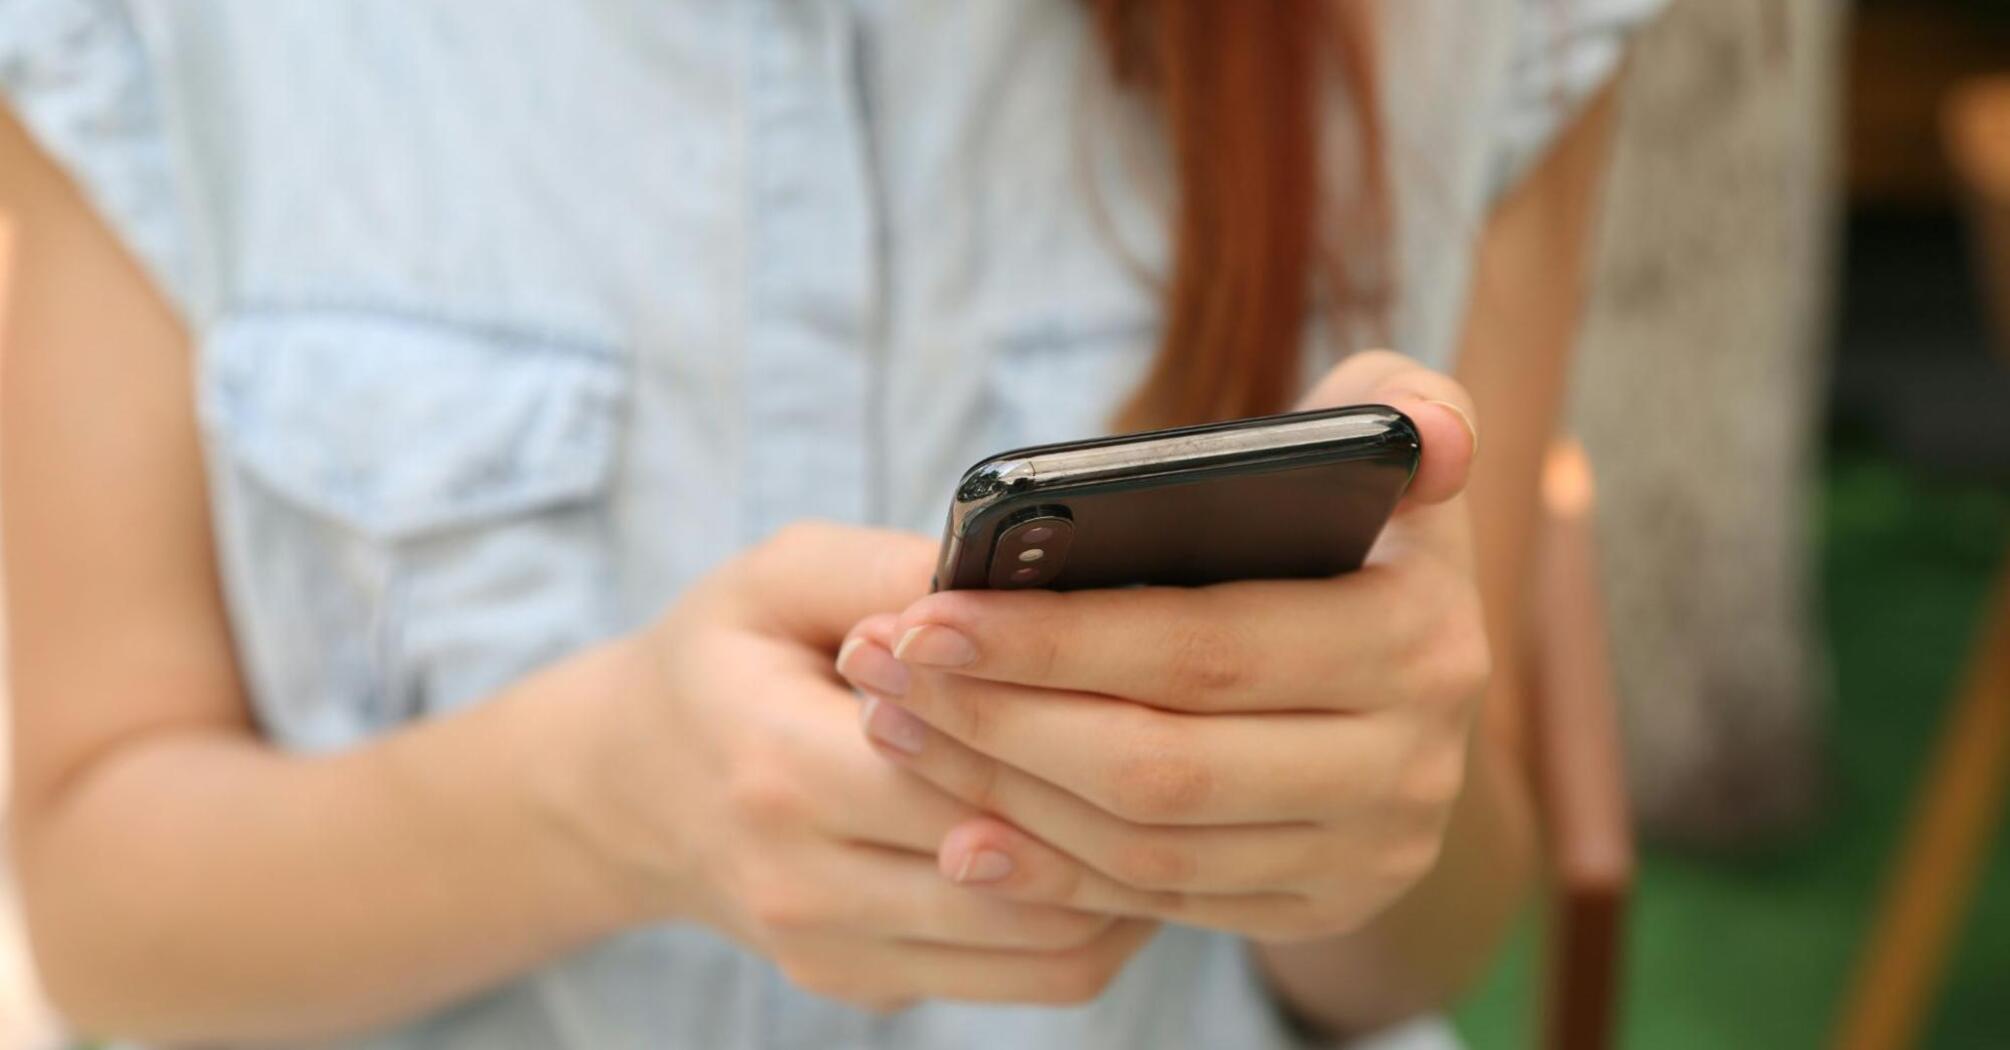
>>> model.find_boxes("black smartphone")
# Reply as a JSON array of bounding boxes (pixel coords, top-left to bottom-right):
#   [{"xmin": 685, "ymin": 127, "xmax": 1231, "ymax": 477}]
[{"xmin": 933, "ymin": 404, "xmax": 1421, "ymax": 591}]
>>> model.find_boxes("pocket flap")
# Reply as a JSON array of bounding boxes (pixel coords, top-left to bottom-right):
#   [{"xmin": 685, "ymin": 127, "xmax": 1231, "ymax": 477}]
[{"xmin": 199, "ymin": 310, "xmax": 626, "ymax": 540}]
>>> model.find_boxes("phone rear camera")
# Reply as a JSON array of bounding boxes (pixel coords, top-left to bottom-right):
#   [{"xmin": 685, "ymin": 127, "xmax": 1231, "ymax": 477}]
[{"xmin": 989, "ymin": 512, "xmax": 1074, "ymax": 589}]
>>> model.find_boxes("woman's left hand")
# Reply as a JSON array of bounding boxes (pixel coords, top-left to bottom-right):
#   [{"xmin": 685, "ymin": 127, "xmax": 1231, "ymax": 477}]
[{"xmin": 836, "ymin": 351, "xmax": 1491, "ymax": 943}]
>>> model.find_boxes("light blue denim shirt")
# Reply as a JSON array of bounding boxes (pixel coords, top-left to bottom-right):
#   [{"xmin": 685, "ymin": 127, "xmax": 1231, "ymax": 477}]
[{"xmin": 2, "ymin": 1, "xmax": 1660, "ymax": 1047}]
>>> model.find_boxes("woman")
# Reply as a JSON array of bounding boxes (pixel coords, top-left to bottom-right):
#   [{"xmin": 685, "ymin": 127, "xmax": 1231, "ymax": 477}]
[{"xmin": 0, "ymin": 1, "xmax": 1659, "ymax": 1047}]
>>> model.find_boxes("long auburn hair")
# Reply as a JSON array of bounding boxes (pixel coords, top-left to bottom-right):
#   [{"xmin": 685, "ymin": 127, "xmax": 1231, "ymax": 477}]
[{"xmin": 1089, "ymin": 0, "xmax": 1387, "ymax": 431}]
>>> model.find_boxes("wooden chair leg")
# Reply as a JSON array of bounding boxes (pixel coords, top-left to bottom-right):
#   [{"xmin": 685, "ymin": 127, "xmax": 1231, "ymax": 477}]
[
  {"xmin": 1531, "ymin": 441, "xmax": 1636, "ymax": 1050},
  {"xmin": 1831, "ymin": 561, "xmax": 2010, "ymax": 1050}
]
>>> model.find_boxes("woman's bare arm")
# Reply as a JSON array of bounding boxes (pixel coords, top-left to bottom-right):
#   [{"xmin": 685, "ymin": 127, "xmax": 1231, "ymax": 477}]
[
  {"xmin": 1253, "ymin": 83, "xmax": 1622, "ymax": 1031},
  {"xmin": 0, "ymin": 104, "xmax": 641, "ymax": 1043}
]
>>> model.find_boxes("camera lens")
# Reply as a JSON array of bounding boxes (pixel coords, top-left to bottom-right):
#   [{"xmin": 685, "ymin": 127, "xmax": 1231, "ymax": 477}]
[{"xmin": 989, "ymin": 513, "xmax": 1073, "ymax": 589}]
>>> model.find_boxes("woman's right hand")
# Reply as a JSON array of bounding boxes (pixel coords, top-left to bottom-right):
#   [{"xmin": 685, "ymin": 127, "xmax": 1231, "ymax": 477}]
[{"xmin": 541, "ymin": 522, "xmax": 1157, "ymax": 1012}]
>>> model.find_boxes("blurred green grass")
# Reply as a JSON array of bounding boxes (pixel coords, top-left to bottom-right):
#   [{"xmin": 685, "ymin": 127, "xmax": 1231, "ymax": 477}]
[{"xmin": 1454, "ymin": 445, "xmax": 2010, "ymax": 1049}]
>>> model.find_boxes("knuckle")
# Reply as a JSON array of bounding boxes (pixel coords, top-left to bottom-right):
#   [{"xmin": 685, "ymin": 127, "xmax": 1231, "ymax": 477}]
[
  {"xmin": 738, "ymin": 521, "xmax": 839, "ymax": 596},
  {"xmin": 1004, "ymin": 590, "xmax": 1072, "ymax": 679},
  {"xmin": 1019, "ymin": 617, "xmax": 1064, "ymax": 683},
  {"xmin": 1104, "ymin": 723, "xmax": 1214, "ymax": 823},
  {"xmin": 1044, "ymin": 852, "xmax": 1091, "ymax": 909},
  {"xmin": 905, "ymin": 671, "xmax": 985, "ymax": 748},
  {"xmin": 1040, "ymin": 951, "xmax": 1123, "ymax": 1005},
  {"xmin": 1379, "ymin": 828, "xmax": 1449, "ymax": 889},
  {"xmin": 1394, "ymin": 576, "xmax": 1490, "ymax": 713},
  {"xmin": 767, "ymin": 520, "xmax": 829, "ymax": 554},
  {"xmin": 950, "ymin": 681, "xmax": 992, "ymax": 747},
  {"xmin": 1164, "ymin": 616, "xmax": 1251, "ymax": 698},
  {"xmin": 1026, "ymin": 908, "xmax": 1116, "ymax": 951},
  {"xmin": 898, "ymin": 589, "xmax": 1080, "ymax": 686},
  {"xmin": 1398, "ymin": 740, "xmax": 1469, "ymax": 817},
  {"xmin": 724, "ymin": 762, "xmax": 806, "ymax": 831},
  {"xmin": 964, "ymin": 753, "xmax": 1009, "ymax": 815},
  {"xmin": 746, "ymin": 524, "xmax": 807, "ymax": 577},
  {"xmin": 1105, "ymin": 832, "xmax": 1198, "ymax": 889}
]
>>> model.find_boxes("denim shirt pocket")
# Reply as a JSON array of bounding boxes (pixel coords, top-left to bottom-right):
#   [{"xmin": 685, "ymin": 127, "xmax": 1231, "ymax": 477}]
[{"xmin": 198, "ymin": 309, "xmax": 628, "ymax": 750}]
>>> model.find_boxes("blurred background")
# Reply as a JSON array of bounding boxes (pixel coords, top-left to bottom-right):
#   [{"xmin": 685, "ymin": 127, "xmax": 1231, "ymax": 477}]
[
  {"xmin": 0, "ymin": 0, "xmax": 2006, "ymax": 1047},
  {"xmin": 1456, "ymin": 0, "xmax": 2010, "ymax": 1046}
]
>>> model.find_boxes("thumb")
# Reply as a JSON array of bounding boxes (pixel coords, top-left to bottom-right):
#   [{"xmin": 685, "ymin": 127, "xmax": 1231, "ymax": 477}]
[
  {"xmin": 735, "ymin": 522, "xmax": 939, "ymax": 649},
  {"xmin": 1296, "ymin": 351, "xmax": 1479, "ymax": 573},
  {"xmin": 1294, "ymin": 349, "xmax": 1479, "ymax": 507}
]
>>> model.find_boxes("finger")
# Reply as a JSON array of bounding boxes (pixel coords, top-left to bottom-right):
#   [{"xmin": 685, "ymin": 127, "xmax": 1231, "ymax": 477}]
[
  {"xmin": 858, "ymin": 681, "xmax": 1367, "ymax": 886},
  {"xmin": 935, "ymin": 817, "xmax": 1329, "ymax": 942},
  {"xmin": 746, "ymin": 671, "xmax": 1124, "ymax": 951},
  {"xmin": 738, "ymin": 522, "xmax": 938, "ymax": 650},
  {"xmin": 870, "ymin": 566, "xmax": 1475, "ymax": 714},
  {"xmin": 767, "ymin": 658, "xmax": 974, "ymax": 853},
  {"xmin": 1294, "ymin": 349, "xmax": 1478, "ymax": 507},
  {"xmin": 886, "ymin": 661, "xmax": 1391, "ymax": 824},
  {"xmin": 810, "ymin": 843, "xmax": 1115, "ymax": 952},
  {"xmin": 804, "ymin": 713, "xmax": 977, "ymax": 853},
  {"xmin": 845, "ymin": 612, "xmax": 903, "ymax": 654},
  {"xmin": 841, "ymin": 723, "xmax": 1185, "ymax": 895},
  {"xmin": 934, "ymin": 817, "xmax": 1184, "ymax": 918},
  {"xmin": 1297, "ymin": 351, "xmax": 1479, "ymax": 575},
  {"xmin": 834, "ymin": 611, "xmax": 904, "ymax": 693}
]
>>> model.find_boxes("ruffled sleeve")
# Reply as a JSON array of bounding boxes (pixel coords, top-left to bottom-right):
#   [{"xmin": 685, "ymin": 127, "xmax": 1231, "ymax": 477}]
[
  {"xmin": 1488, "ymin": 0, "xmax": 1668, "ymax": 198},
  {"xmin": 0, "ymin": 0, "xmax": 195, "ymax": 314}
]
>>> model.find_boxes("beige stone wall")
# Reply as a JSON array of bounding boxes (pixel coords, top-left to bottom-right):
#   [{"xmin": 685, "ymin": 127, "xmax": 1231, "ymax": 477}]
[{"xmin": 1573, "ymin": 0, "xmax": 1844, "ymax": 842}]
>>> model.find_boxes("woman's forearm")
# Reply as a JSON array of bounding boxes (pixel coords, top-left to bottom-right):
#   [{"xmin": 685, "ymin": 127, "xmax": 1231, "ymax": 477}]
[
  {"xmin": 16, "ymin": 640, "xmax": 641, "ymax": 1044},
  {"xmin": 1251, "ymin": 721, "xmax": 1536, "ymax": 1034},
  {"xmin": 2, "ymin": 108, "xmax": 649, "ymax": 1043}
]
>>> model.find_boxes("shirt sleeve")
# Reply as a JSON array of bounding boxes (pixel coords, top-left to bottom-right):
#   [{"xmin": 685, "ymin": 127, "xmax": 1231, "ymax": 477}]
[
  {"xmin": 1488, "ymin": 0, "xmax": 1668, "ymax": 199},
  {"xmin": 1, "ymin": 0, "xmax": 195, "ymax": 314}
]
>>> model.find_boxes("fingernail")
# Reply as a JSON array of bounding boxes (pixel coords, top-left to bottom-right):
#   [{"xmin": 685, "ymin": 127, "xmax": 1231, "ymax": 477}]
[
  {"xmin": 838, "ymin": 639, "xmax": 910, "ymax": 698},
  {"xmin": 835, "ymin": 637, "xmax": 866, "ymax": 673},
  {"xmin": 953, "ymin": 848, "xmax": 1015, "ymax": 885},
  {"xmin": 894, "ymin": 625, "xmax": 977, "ymax": 668},
  {"xmin": 861, "ymin": 694, "xmax": 927, "ymax": 755},
  {"xmin": 1423, "ymin": 399, "xmax": 1479, "ymax": 460}
]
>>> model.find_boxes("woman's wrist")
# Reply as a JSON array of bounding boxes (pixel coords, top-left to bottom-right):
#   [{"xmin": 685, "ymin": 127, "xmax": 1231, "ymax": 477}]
[{"xmin": 493, "ymin": 631, "xmax": 692, "ymax": 935}]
